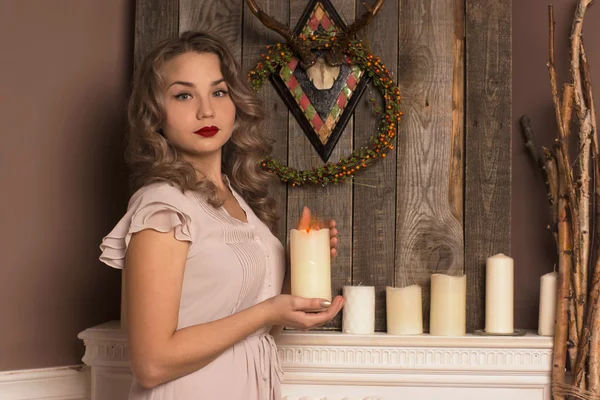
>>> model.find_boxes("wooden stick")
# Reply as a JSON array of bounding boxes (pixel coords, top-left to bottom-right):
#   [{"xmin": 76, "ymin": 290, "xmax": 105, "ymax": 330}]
[
  {"xmin": 581, "ymin": 41, "xmax": 598, "ymax": 155},
  {"xmin": 568, "ymin": 286, "xmax": 579, "ymax": 374},
  {"xmin": 548, "ymin": 6, "xmax": 565, "ymax": 140},
  {"xmin": 543, "ymin": 147, "xmax": 560, "ymax": 242},
  {"xmin": 519, "ymin": 117, "xmax": 559, "ymax": 239},
  {"xmin": 589, "ymin": 270, "xmax": 600, "ymax": 393},
  {"xmin": 553, "ymin": 148, "xmax": 574, "ymax": 400},
  {"xmin": 570, "ymin": 0, "xmax": 594, "ymax": 341},
  {"xmin": 581, "ymin": 31, "xmax": 600, "ymax": 397},
  {"xmin": 548, "ymin": 6, "xmax": 580, "ymax": 242},
  {"xmin": 584, "ymin": 155, "xmax": 600, "ymax": 393},
  {"xmin": 561, "ymin": 84, "xmax": 575, "ymax": 142}
]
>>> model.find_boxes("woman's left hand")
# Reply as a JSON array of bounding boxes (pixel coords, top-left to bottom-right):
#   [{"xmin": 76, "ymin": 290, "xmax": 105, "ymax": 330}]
[{"xmin": 297, "ymin": 206, "xmax": 339, "ymax": 259}]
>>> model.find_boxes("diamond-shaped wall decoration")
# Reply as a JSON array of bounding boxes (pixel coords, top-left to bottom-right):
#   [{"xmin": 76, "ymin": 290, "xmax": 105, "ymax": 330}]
[{"xmin": 269, "ymin": 0, "xmax": 370, "ymax": 162}]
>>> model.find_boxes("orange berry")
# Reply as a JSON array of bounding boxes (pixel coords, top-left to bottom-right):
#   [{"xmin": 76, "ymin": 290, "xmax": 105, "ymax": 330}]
[{"xmin": 381, "ymin": 153, "xmax": 387, "ymax": 158}]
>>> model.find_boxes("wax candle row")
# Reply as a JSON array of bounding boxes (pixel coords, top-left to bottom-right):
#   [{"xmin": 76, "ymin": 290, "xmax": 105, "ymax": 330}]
[
  {"xmin": 341, "ymin": 254, "xmax": 558, "ymax": 336},
  {"xmin": 342, "ymin": 274, "xmax": 466, "ymax": 335}
]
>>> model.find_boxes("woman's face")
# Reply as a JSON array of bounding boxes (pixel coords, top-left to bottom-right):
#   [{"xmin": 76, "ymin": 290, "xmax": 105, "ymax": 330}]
[{"xmin": 161, "ymin": 51, "xmax": 236, "ymax": 162}]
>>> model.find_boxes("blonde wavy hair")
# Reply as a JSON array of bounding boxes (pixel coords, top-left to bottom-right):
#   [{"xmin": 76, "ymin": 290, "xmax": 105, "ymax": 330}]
[{"xmin": 126, "ymin": 31, "xmax": 278, "ymax": 233}]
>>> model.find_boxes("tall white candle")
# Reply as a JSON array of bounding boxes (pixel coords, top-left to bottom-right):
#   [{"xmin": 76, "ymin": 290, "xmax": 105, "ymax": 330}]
[
  {"xmin": 386, "ymin": 285, "xmax": 423, "ymax": 335},
  {"xmin": 290, "ymin": 228, "xmax": 331, "ymax": 301},
  {"xmin": 430, "ymin": 274, "xmax": 466, "ymax": 336},
  {"xmin": 485, "ymin": 253, "xmax": 514, "ymax": 334},
  {"xmin": 538, "ymin": 271, "xmax": 558, "ymax": 336},
  {"xmin": 342, "ymin": 286, "xmax": 375, "ymax": 334}
]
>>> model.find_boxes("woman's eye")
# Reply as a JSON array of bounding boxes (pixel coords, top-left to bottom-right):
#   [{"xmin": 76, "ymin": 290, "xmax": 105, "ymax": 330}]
[
  {"xmin": 213, "ymin": 90, "xmax": 229, "ymax": 98},
  {"xmin": 175, "ymin": 93, "xmax": 192, "ymax": 100}
]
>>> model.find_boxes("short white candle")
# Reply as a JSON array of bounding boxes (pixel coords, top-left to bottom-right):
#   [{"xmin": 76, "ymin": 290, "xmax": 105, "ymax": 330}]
[
  {"xmin": 429, "ymin": 274, "xmax": 466, "ymax": 336},
  {"xmin": 538, "ymin": 271, "xmax": 558, "ymax": 336},
  {"xmin": 485, "ymin": 253, "xmax": 514, "ymax": 334},
  {"xmin": 386, "ymin": 285, "xmax": 423, "ymax": 335},
  {"xmin": 290, "ymin": 228, "xmax": 331, "ymax": 301},
  {"xmin": 342, "ymin": 286, "xmax": 375, "ymax": 334}
]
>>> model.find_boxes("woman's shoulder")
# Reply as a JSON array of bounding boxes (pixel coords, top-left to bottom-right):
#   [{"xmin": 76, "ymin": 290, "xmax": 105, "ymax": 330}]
[{"xmin": 128, "ymin": 181, "xmax": 195, "ymax": 211}]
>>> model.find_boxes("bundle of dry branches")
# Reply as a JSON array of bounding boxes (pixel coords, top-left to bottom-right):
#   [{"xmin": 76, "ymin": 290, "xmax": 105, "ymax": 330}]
[{"xmin": 520, "ymin": 1, "xmax": 599, "ymax": 399}]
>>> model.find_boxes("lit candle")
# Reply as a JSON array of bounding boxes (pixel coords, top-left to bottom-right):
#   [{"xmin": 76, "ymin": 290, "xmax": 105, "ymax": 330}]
[
  {"xmin": 485, "ymin": 253, "xmax": 514, "ymax": 334},
  {"xmin": 386, "ymin": 285, "xmax": 423, "ymax": 335},
  {"xmin": 290, "ymin": 228, "xmax": 331, "ymax": 301},
  {"xmin": 429, "ymin": 274, "xmax": 466, "ymax": 336},
  {"xmin": 538, "ymin": 271, "xmax": 558, "ymax": 336},
  {"xmin": 342, "ymin": 286, "xmax": 375, "ymax": 334}
]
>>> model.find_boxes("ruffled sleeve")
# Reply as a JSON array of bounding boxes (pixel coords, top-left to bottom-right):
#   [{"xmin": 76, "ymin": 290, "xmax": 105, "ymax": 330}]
[{"xmin": 99, "ymin": 183, "xmax": 194, "ymax": 269}]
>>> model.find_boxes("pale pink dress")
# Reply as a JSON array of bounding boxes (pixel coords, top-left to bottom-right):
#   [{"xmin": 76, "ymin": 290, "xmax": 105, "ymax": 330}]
[{"xmin": 99, "ymin": 177, "xmax": 286, "ymax": 400}]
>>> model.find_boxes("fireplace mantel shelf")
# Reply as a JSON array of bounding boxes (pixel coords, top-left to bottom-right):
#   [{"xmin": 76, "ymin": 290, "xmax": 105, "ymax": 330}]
[{"xmin": 79, "ymin": 321, "xmax": 553, "ymax": 400}]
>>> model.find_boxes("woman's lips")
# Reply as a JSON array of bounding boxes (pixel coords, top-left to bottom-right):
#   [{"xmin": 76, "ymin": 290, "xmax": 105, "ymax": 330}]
[{"xmin": 194, "ymin": 126, "xmax": 219, "ymax": 137}]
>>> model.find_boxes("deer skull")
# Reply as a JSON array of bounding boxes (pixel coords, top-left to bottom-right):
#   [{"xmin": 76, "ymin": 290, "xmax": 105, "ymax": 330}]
[{"xmin": 305, "ymin": 57, "xmax": 341, "ymax": 90}]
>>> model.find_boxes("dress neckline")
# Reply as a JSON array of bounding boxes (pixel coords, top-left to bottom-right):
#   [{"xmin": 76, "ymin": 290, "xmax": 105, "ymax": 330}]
[{"xmin": 221, "ymin": 174, "xmax": 253, "ymax": 226}]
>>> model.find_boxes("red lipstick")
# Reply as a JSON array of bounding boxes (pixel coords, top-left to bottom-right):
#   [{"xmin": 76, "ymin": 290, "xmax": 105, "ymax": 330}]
[{"xmin": 194, "ymin": 126, "xmax": 219, "ymax": 137}]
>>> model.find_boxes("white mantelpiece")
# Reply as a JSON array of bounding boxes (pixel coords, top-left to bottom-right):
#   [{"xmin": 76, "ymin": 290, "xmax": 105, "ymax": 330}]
[{"xmin": 78, "ymin": 321, "xmax": 553, "ymax": 400}]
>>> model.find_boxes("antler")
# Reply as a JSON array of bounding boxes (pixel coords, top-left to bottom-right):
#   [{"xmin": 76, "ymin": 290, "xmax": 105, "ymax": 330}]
[
  {"xmin": 327, "ymin": 0, "xmax": 385, "ymax": 66},
  {"xmin": 245, "ymin": 0, "xmax": 316, "ymax": 67},
  {"xmin": 345, "ymin": 0, "xmax": 385, "ymax": 39}
]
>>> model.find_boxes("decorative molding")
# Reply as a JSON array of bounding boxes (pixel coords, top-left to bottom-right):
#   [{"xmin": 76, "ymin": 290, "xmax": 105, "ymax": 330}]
[
  {"xmin": 79, "ymin": 322, "xmax": 553, "ymax": 400},
  {"xmin": 277, "ymin": 346, "xmax": 552, "ymax": 373},
  {"xmin": 0, "ymin": 365, "xmax": 90, "ymax": 400}
]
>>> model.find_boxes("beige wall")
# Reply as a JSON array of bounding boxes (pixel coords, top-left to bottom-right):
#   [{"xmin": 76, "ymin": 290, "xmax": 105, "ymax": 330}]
[
  {"xmin": 0, "ymin": 0, "xmax": 133, "ymax": 371},
  {"xmin": 0, "ymin": 0, "xmax": 598, "ymax": 371},
  {"xmin": 512, "ymin": 1, "xmax": 600, "ymax": 328}
]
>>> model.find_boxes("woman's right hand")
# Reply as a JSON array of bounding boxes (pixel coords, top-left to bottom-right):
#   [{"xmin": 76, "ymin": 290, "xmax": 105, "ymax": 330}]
[{"xmin": 265, "ymin": 294, "xmax": 345, "ymax": 330}]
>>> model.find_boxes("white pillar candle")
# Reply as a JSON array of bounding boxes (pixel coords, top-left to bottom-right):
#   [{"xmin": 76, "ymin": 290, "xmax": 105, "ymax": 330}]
[
  {"xmin": 386, "ymin": 285, "xmax": 423, "ymax": 335},
  {"xmin": 538, "ymin": 271, "xmax": 558, "ymax": 336},
  {"xmin": 290, "ymin": 228, "xmax": 331, "ymax": 301},
  {"xmin": 342, "ymin": 286, "xmax": 375, "ymax": 334},
  {"xmin": 430, "ymin": 274, "xmax": 466, "ymax": 336},
  {"xmin": 485, "ymin": 253, "xmax": 514, "ymax": 334}
]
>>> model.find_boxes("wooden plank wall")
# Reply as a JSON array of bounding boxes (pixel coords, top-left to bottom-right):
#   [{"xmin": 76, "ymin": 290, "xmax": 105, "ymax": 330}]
[
  {"xmin": 395, "ymin": 0, "xmax": 464, "ymax": 332},
  {"xmin": 132, "ymin": 0, "xmax": 511, "ymax": 332},
  {"xmin": 465, "ymin": 0, "xmax": 512, "ymax": 332}
]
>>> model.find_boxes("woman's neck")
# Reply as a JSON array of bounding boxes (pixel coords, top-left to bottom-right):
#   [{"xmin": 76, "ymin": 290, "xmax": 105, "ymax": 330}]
[{"xmin": 184, "ymin": 151, "xmax": 226, "ymax": 189}]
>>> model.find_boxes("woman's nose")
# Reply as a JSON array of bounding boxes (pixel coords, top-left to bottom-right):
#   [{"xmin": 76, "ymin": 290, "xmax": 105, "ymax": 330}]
[{"xmin": 196, "ymin": 98, "xmax": 215, "ymax": 119}]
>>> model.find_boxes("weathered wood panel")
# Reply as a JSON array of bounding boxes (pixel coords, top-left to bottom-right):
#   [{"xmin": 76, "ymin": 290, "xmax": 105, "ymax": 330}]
[
  {"xmin": 395, "ymin": 0, "xmax": 464, "ymax": 332},
  {"xmin": 134, "ymin": 0, "xmax": 179, "ymax": 68},
  {"xmin": 241, "ymin": 1, "xmax": 290, "ymax": 243},
  {"xmin": 465, "ymin": 0, "xmax": 512, "ymax": 333},
  {"xmin": 179, "ymin": 0, "xmax": 243, "ymax": 61},
  {"xmin": 286, "ymin": 0, "xmax": 355, "ymax": 329},
  {"xmin": 132, "ymin": 0, "xmax": 512, "ymax": 333},
  {"xmin": 351, "ymin": 0, "xmax": 399, "ymax": 332}
]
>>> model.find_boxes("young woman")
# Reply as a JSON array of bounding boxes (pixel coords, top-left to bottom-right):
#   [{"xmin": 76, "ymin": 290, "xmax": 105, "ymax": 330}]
[{"xmin": 99, "ymin": 31, "xmax": 344, "ymax": 400}]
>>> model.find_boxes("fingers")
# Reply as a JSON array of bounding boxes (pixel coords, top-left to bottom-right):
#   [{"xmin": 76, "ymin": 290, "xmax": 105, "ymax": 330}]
[
  {"xmin": 294, "ymin": 296, "xmax": 331, "ymax": 312},
  {"xmin": 330, "ymin": 236, "xmax": 338, "ymax": 248},
  {"xmin": 302, "ymin": 296, "xmax": 345, "ymax": 326}
]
